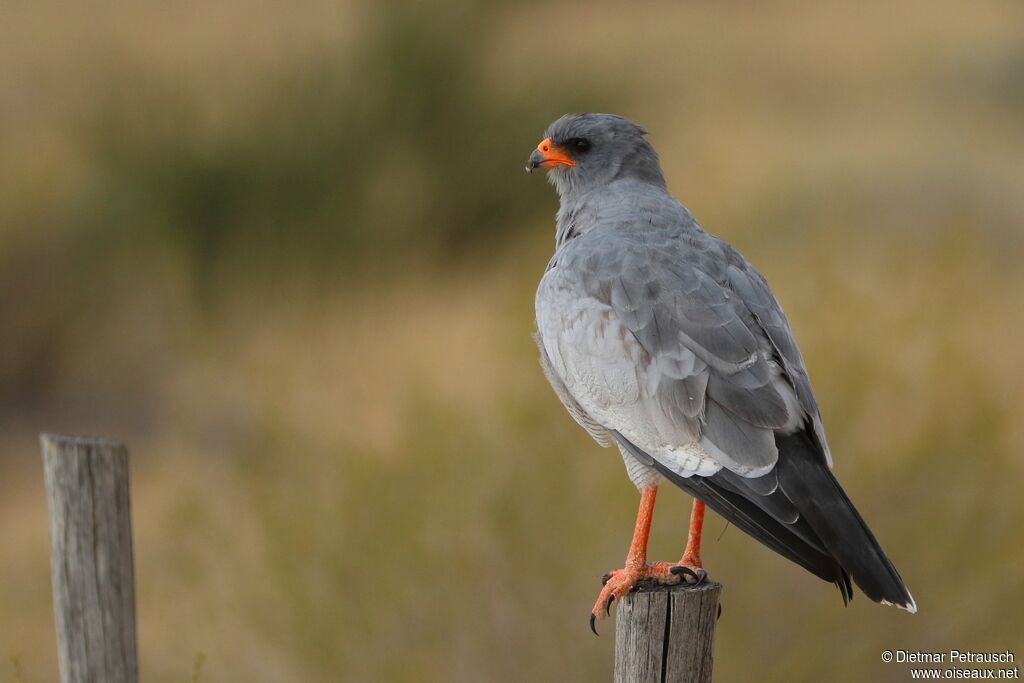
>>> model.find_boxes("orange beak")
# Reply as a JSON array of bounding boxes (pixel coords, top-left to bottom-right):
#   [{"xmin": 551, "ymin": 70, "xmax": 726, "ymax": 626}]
[{"xmin": 526, "ymin": 137, "xmax": 576, "ymax": 172}]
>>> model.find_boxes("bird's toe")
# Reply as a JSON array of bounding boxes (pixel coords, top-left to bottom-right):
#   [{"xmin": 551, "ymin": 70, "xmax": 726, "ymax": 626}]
[{"xmin": 669, "ymin": 565, "xmax": 707, "ymax": 585}]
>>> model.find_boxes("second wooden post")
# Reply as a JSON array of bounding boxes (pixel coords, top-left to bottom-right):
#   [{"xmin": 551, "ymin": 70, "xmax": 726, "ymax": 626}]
[{"xmin": 41, "ymin": 433, "xmax": 139, "ymax": 683}]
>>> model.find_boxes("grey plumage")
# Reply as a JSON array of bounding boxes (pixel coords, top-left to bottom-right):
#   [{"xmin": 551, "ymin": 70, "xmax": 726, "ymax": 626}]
[{"xmin": 531, "ymin": 113, "xmax": 915, "ymax": 611}]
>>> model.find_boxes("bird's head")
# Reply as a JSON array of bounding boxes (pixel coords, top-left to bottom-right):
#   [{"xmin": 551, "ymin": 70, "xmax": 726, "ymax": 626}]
[{"xmin": 525, "ymin": 113, "xmax": 665, "ymax": 198}]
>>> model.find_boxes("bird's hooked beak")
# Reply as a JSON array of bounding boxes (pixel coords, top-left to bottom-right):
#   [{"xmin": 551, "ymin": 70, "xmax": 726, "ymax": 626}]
[{"xmin": 526, "ymin": 137, "xmax": 576, "ymax": 173}]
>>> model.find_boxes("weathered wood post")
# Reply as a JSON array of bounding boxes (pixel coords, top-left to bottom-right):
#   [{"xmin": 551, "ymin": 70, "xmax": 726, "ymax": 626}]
[
  {"xmin": 614, "ymin": 581, "xmax": 721, "ymax": 683},
  {"xmin": 40, "ymin": 433, "xmax": 139, "ymax": 683}
]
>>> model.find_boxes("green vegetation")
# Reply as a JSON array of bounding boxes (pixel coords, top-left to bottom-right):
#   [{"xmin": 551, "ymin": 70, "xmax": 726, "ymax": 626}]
[{"xmin": 1, "ymin": 1, "xmax": 1022, "ymax": 681}]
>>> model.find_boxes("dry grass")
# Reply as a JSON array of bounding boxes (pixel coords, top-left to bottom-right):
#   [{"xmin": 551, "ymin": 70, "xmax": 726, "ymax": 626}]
[{"xmin": 1, "ymin": 1, "xmax": 1022, "ymax": 681}]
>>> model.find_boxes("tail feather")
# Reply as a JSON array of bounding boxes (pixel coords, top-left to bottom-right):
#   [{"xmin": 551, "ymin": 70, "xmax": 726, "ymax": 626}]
[
  {"xmin": 614, "ymin": 429, "xmax": 913, "ymax": 611},
  {"xmin": 659, "ymin": 465, "xmax": 854, "ymax": 604},
  {"xmin": 775, "ymin": 430, "xmax": 916, "ymax": 612}
]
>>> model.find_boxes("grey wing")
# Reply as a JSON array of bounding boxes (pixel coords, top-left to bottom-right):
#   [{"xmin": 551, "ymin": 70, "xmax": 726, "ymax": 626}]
[
  {"xmin": 537, "ymin": 231, "xmax": 826, "ymax": 482},
  {"xmin": 722, "ymin": 259, "xmax": 833, "ymax": 465}
]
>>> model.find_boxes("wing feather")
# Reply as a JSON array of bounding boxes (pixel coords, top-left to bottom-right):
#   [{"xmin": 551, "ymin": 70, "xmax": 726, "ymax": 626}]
[{"xmin": 700, "ymin": 400, "xmax": 777, "ymax": 476}]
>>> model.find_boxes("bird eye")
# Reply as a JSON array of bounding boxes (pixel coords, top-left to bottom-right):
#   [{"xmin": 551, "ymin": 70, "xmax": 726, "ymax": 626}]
[{"xmin": 569, "ymin": 137, "xmax": 592, "ymax": 153}]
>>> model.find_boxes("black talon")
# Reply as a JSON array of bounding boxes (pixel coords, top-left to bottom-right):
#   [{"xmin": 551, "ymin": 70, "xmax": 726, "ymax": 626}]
[
  {"xmin": 601, "ymin": 572, "xmax": 612, "ymax": 586},
  {"xmin": 605, "ymin": 594, "xmax": 615, "ymax": 616},
  {"xmin": 669, "ymin": 566, "xmax": 707, "ymax": 585},
  {"xmin": 717, "ymin": 602, "xmax": 723, "ymax": 621},
  {"xmin": 670, "ymin": 565, "xmax": 698, "ymax": 581},
  {"xmin": 590, "ymin": 613, "xmax": 599, "ymax": 636}
]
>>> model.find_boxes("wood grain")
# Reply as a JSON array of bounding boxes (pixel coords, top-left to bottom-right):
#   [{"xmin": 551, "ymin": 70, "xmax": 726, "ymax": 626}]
[
  {"xmin": 41, "ymin": 433, "xmax": 139, "ymax": 683},
  {"xmin": 614, "ymin": 581, "xmax": 721, "ymax": 683}
]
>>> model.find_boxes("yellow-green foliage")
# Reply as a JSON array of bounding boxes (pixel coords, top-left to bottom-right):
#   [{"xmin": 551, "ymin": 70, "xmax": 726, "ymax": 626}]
[{"xmin": 1, "ymin": 1, "xmax": 1022, "ymax": 681}]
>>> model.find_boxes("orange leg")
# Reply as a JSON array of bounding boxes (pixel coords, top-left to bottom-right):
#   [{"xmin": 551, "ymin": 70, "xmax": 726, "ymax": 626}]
[
  {"xmin": 590, "ymin": 488, "xmax": 707, "ymax": 633},
  {"xmin": 624, "ymin": 484, "xmax": 658, "ymax": 569},
  {"xmin": 679, "ymin": 498, "xmax": 706, "ymax": 568}
]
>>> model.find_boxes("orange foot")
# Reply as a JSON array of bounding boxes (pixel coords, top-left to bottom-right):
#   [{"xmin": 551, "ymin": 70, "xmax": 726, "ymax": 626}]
[{"xmin": 589, "ymin": 561, "xmax": 706, "ymax": 634}]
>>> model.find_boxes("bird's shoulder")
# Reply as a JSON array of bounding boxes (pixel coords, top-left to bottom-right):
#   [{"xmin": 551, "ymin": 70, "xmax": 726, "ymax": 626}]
[
  {"xmin": 537, "ymin": 198, "xmax": 824, "ymax": 424},
  {"xmin": 544, "ymin": 209, "xmax": 744, "ymax": 309}
]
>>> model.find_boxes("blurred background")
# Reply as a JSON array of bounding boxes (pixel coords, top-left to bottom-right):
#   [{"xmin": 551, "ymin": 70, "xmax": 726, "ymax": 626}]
[{"xmin": 2, "ymin": 0, "xmax": 1022, "ymax": 681}]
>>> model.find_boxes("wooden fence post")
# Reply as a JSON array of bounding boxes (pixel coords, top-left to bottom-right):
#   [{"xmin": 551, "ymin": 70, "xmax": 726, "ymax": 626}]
[
  {"xmin": 614, "ymin": 581, "xmax": 721, "ymax": 683},
  {"xmin": 40, "ymin": 433, "xmax": 139, "ymax": 683}
]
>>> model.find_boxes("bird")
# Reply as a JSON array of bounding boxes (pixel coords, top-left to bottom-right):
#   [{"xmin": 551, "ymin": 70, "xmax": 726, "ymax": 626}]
[{"xmin": 527, "ymin": 113, "xmax": 916, "ymax": 633}]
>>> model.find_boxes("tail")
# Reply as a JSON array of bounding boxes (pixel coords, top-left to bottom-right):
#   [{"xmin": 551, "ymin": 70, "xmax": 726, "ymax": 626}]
[
  {"xmin": 614, "ymin": 431, "xmax": 855, "ymax": 604},
  {"xmin": 775, "ymin": 430, "xmax": 917, "ymax": 612},
  {"xmin": 614, "ymin": 429, "xmax": 915, "ymax": 611}
]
